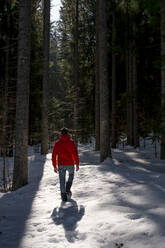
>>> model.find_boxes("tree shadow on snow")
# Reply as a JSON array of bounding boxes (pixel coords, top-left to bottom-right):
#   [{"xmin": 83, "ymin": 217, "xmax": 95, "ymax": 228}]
[
  {"xmin": 97, "ymin": 150, "xmax": 165, "ymax": 235},
  {"xmin": 0, "ymin": 153, "xmax": 46, "ymax": 248},
  {"xmin": 51, "ymin": 199, "xmax": 85, "ymax": 243}
]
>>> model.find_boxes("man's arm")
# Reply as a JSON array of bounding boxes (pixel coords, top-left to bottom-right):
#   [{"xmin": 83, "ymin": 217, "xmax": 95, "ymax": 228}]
[
  {"xmin": 71, "ymin": 141, "xmax": 79, "ymax": 171},
  {"xmin": 52, "ymin": 143, "xmax": 58, "ymax": 173}
]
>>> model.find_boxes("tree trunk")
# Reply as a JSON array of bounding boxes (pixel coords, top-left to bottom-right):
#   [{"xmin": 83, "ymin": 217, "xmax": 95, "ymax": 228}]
[
  {"xmin": 73, "ymin": 0, "xmax": 79, "ymax": 145},
  {"xmin": 132, "ymin": 23, "xmax": 139, "ymax": 148},
  {"xmin": 2, "ymin": 12, "xmax": 9, "ymax": 191},
  {"xmin": 95, "ymin": 0, "xmax": 100, "ymax": 151},
  {"xmin": 129, "ymin": 35, "xmax": 134, "ymax": 146},
  {"xmin": 125, "ymin": 3, "xmax": 131, "ymax": 145},
  {"xmin": 160, "ymin": 0, "xmax": 165, "ymax": 159},
  {"xmin": 41, "ymin": 0, "xmax": 50, "ymax": 154},
  {"xmin": 111, "ymin": 11, "xmax": 117, "ymax": 148},
  {"xmin": 126, "ymin": 10, "xmax": 134, "ymax": 146},
  {"xmin": 98, "ymin": 0, "xmax": 111, "ymax": 162},
  {"xmin": 12, "ymin": 0, "xmax": 31, "ymax": 190}
]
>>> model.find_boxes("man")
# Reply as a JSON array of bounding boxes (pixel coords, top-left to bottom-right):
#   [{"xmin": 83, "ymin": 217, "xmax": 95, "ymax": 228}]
[{"xmin": 52, "ymin": 128, "xmax": 79, "ymax": 202}]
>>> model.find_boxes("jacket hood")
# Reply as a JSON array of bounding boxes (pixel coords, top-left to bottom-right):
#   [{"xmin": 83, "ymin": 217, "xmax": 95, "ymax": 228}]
[{"xmin": 60, "ymin": 134, "xmax": 71, "ymax": 141}]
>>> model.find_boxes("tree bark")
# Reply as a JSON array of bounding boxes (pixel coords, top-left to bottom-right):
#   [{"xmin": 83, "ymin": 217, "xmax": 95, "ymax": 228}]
[
  {"xmin": 2, "ymin": 12, "xmax": 10, "ymax": 191},
  {"xmin": 129, "ymin": 35, "xmax": 134, "ymax": 146},
  {"xmin": 95, "ymin": 0, "xmax": 100, "ymax": 150},
  {"xmin": 98, "ymin": 0, "xmax": 111, "ymax": 162},
  {"xmin": 132, "ymin": 23, "xmax": 139, "ymax": 148},
  {"xmin": 41, "ymin": 0, "xmax": 50, "ymax": 154},
  {"xmin": 12, "ymin": 0, "xmax": 31, "ymax": 190},
  {"xmin": 160, "ymin": 0, "xmax": 165, "ymax": 159},
  {"xmin": 126, "ymin": 10, "xmax": 134, "ymax": 146},
  {"xmin": 111, "ymin": 11, "xmax": 117, "ymax": 148},
  {"xmin": 73, "ymin": 0, "xmax": 79, "ymax": 145},
  {"xmin": 125, "ymin": 3, "xmax": 131, "ymax": 145}
]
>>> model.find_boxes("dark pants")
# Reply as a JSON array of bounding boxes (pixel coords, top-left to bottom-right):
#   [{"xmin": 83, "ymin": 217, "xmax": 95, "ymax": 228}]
[{"xmin": 58, "ymin": 165, "xmax": 74, "ymax": 193}]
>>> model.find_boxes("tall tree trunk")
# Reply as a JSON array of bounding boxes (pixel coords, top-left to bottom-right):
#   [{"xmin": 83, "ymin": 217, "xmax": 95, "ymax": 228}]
[
  {"xmin": 12, "ymin": 0, "xmax": 31, "ymax": 190},
  {"xmin": 126, "ymin": 14, "xmax": 139, "ymax": 148},
  {"xmin": 132, "ymin": 23, "xmax": 139, "ymax": 148},
  {"xmin": 73, "ymin": 0, "xmax": 79, "ymax": 145},
  {"xmin": 98, "ymin": 0, "xmax": 111, "ymax": 162},
  {"xmin": 111, "ymin": 10, "xmax": 117, "ymax": 148},
  {"xmin": 2, "ymin": 11, "xmax": 10, "ymax": 190},
  {"xmin": 41, "ymin": 0, "xmax": 50, "ymax": 154},
  {"xmin": 95, "ymin": 0, "xmax": 100, "ymax": 151},
  {"xmin": 129, "ymin": 36, "xmax": 134, "ymax": 146},
  {"xmin": 125, "ymin": 2, "xmax": 131, "ymax": 145},
  {"xmin": 126, "ymin": 10, "xmax": 134, "ymax": 146},
  {"xmin": 160, "ymin": 0, "xmax": 165, "ymax": 159}
]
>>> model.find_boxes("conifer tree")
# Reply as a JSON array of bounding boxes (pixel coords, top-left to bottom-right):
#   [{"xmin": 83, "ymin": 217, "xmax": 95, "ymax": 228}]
[
  {"xmin": 98, "ymin": 0, "xmax": 111, "ymax": 161},
  {"xmin": 41, "ymin": 0, "xmax": 50, "ymax": 154},
  {"xmin": 12, "ymin": 0, "xmax": 31, "ymax": 190},
  {"xmin": 160, "ymin": 0, "xmax": 165, "ymax": 159}
]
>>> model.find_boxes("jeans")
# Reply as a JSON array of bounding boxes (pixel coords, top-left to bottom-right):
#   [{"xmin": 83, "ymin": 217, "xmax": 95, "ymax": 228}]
[{"xmin": 58, "ymin": 165, "xmax": 74, "ymax": 193}]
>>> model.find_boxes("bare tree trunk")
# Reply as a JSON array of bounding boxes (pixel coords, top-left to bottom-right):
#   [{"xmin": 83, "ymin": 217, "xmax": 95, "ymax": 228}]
[
  {"xmin": 98, "ymin": 0, "xmax": 111, "ymax": 162},
  {"xmin": 95, "ymin": 0, "xmax": 100, "ymax": 150},
  {"xmin": 160, "ymin": 0, "xmax": 165, "ymax": 159},
  {"xmin": 132, "ymin": 23, "xmax": 139, "ymax": 148},
  {"xmin": 125, "ymin": 2, "xmax": 131, "ymax": 145},
  {"xmin": 41, "ymin": 0, "xmax": 50, "ymax": 154},
  {"xmin": 2, "ymin": 12, "xmax": 9, "ymax": 191},
  {"xmin": 126, "ymin": 10, "xmax": 134, "ymax": 146},
  {"xmin": 12, "ymin": 0, "xmax": 31, "ymax": 190},
  {"xmin": 111, "ymin": 11, "xmax": 117, "ymax": 148},
  {"xmin": 73, "ymin": 0, "xmax": 79, "ymax": 145},
  {"xmin": 129, "ymin": 38, "xmax": 134, "ymax": 146}
]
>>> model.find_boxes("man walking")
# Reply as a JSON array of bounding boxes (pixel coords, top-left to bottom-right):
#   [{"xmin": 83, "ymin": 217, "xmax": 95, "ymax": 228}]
[{"xmin": 52, "ymin": 128, "xmax": 79, "ymax": 202}]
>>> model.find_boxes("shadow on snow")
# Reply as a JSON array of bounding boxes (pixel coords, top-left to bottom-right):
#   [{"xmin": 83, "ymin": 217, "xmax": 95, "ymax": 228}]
[
  {"xmin": 98, "ymin": 148, "xmax": 165, "ymax": 235},
  {"xmin": 51, "ymin": 198, "xmax": 85, "ymax": 243},
  {"xmin": 0, "ymin": 153, "xmax": 45, "ymax": 248}
]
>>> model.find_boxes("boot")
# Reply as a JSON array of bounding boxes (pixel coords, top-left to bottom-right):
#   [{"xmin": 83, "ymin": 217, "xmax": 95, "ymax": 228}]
[
  {"xmin": 61, "ymin": 192, "xmax": 67, "ymax": 202},
  {"xmin": 66, "ymin": 181, "xmax": 72, "ymax": 195}
]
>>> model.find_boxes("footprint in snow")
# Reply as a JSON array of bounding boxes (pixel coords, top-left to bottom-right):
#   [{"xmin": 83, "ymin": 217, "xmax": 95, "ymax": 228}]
[
  {"xmin": 32, "ymin": 223, "xmax": 40, "ymax": 227},
  {"xmin": 128, "ymin": 213, "xmax": 142, "ymax": 220},
  {"xmin": 37, "ymin": 227, "xmax": 47, "ymax": 232}
]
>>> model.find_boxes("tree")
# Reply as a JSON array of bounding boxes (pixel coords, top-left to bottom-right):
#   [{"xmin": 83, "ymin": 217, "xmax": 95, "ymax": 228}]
[
  {"xmin": 41, "ymin": 0, "xmax": 50, "ymax": 154},
  {"xmin": 12, "ymin": 0, "xmax": 31, "ymax": 190},
  {"xmin": 125, "ymin": 2, "xmax": 139, "ymax": 148},
  {"xmin": 111, "ymin": 4, "xmax": 117, "ymax": 148},
  {"xmin": 98, "ymin": 0, "xmax": 111, "ymax": 161},
  {"xmin": 73, "ymin": 0, "xmax": 79, "ymax": 144},
  {"xmin": 95, "ymin": 0, "xmax": 100, "ymax": 150},
  {"xmin": 160, "ymin": 0, "xmax": 165, "ymax": 159}
]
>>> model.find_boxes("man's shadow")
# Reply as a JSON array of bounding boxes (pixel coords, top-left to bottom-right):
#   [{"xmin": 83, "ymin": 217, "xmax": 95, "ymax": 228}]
[{"xmin": 51, "ymin": 199, "xmax": 85, "ymax": 243}]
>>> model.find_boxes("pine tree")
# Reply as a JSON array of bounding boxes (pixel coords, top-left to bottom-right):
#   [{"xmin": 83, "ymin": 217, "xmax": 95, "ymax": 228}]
[
  {"xmin": 12, "ymin": 0, "xmax": 31, "ymax": 190},
  {"xmin": 95, "ymin": 0, "xmax": 100, "ymax": 150},
  {"xmin": 41, "ymin": 0, "xmax": 50, "ymax": 154},
  {"xmin": 98, "ymin": 0, "xmax": 111, "ymax": 161},
  {"xmin": 111, "ymin": 5, "xmax": 117, "ymax": 148},
  {"xmin": 73, "ymin": 0, "xmax": 79, "ymax": 144},
  {"xmin": 160, "ymin": 0, "xmax": 165, "ymax": 159}
]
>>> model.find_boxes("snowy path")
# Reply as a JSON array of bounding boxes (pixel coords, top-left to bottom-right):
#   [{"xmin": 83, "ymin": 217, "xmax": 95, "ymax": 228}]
[{"xmin": 1, "ymin": 144, "xmax": 165, "ymax": 248}]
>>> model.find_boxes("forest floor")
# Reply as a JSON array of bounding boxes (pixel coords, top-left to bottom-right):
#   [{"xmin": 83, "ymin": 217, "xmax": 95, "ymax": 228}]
[{"xmin": 1, "ymin": 141, "xmax": 165, "ymax": 248}]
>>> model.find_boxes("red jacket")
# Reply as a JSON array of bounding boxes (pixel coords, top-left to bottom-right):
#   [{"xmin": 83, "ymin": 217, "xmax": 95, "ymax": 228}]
[{"xmin": 52, "ymin": 134, "xmax": 79, "ymax": 168}]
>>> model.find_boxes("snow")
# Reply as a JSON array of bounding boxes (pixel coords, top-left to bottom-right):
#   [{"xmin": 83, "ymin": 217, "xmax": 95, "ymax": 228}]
[{"xmin": 1, "ymin": 141, "xmax": 165, "ymax": 248}]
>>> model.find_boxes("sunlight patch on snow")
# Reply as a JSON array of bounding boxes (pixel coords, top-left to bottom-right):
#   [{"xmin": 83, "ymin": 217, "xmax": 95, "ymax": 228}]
[
  {"xmin": 134, "ymin": 158, "xmax": 150, "ymax": 164},
  {"xmin": 113, "ymin": 158, "xmax": 120, "ymax": 165},
  {"xmin": 125, "ymin": 152, "xmax": 150, "ymax": 164}
]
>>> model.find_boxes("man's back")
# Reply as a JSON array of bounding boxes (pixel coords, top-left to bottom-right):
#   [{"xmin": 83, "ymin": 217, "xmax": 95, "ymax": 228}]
[{"xmin": 52, "ymin": 134, "xmax": 79, "ymax": 167}]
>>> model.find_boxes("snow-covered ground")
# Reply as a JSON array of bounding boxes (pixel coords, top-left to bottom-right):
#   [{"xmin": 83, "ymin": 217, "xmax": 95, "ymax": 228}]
[{"xmin": 1, "ymin": 141, "xmax": 165, "ymax": 248}]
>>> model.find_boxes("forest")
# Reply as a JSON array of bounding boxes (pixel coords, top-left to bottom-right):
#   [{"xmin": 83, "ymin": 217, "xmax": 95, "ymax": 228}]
[
  {"xmin": 1, "ymin": 1, "xmax": 165, "ymax": 247},
  {"xmin": 0, "ymin": 0, "xmax": 165, "ymax": 191}
]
